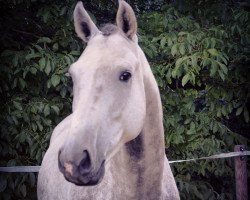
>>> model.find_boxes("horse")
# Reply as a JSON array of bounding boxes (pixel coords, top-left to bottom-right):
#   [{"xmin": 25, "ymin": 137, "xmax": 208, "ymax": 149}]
[{"xmin": 37, "ymin": 1, "xmax": 180, "ymax": 199}]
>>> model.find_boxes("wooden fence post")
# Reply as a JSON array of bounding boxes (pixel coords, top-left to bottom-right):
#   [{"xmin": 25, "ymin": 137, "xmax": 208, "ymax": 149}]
[{"xmin": 234, "ymin": 145, "xmax": 248, "ymax": 200}]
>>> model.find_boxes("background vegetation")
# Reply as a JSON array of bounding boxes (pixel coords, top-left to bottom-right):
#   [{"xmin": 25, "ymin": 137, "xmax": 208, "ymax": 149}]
[{"xmin": 0, "ymin": 0, "xmax": 249, "ymax": 199}]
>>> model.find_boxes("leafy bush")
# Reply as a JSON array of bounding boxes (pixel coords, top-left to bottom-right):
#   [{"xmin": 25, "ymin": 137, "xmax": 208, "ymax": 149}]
[
  {"xmin": 138, "ymin": 3, "xmax": 250, "ymax": 199},
  {"xmin": 0, "ymin": 0, "xmax": 249, "ymax": 199},
  {"xmin": 0, "ymin": 2, "xmax": 77, "ymax": 199}
]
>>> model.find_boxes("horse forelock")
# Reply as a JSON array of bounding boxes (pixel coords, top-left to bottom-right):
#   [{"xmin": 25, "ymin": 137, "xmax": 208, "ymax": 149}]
[
  {"xmin": 99, "ymin": 23, "xmax": 136, "ymax": 43},
  {"xmin": 100, "ymin": 24, "xmax": 118, "ymax": 36}
]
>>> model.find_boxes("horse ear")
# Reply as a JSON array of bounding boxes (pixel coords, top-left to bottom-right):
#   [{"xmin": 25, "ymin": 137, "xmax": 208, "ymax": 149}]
[
  {"xmin": 116, "ymin": 0, "xmax": 137, "ymax": 41},
  {"xmin": 74, "ymin": 2, "xmax": 99, "ymax": 42}
]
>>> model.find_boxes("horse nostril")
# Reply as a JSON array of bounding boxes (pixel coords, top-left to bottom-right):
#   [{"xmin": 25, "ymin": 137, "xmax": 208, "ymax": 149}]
[
  {"xmin": 58, "ymin": 149, "xmax": 64, "ymax": 172},
  {"xmin": 78, "ymin": 150, "xmax": 91, "ymax": 175}
]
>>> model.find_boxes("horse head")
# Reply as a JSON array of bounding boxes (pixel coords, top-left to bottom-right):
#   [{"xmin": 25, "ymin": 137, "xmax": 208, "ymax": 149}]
[{"xmin": 58, "ymin": 0, "xmax": 146, "ymax": 186}]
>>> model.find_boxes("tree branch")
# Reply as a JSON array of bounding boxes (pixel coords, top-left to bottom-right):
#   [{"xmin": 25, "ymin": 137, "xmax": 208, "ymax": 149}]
[{"xmin": 12, "ymin": 29, "xmax": 41, "ymax": 39}]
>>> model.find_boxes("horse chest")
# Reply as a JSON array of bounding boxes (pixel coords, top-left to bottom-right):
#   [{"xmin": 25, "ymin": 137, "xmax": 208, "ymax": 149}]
[{"xmin": 39, "ymin": 147, "xmax": 140, "ymax": 200}]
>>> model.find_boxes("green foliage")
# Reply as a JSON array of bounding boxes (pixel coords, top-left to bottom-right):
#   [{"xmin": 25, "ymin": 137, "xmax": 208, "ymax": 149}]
[
  {"xmin": 0, "ymin": 0, "xmax": 249, "ymax": 199},
  {"xmin": 138, "ymin": 2, "xmax": 250, "ymax": 199},
  {"xmin": 0, "ymin": 1, "xmax": 79, "ymax": 199}
]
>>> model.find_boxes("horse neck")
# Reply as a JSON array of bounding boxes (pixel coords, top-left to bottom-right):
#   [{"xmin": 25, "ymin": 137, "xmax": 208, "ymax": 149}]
[{"xmin": 110, "ymin": 48, "xmax": 165, "ymax": 198}]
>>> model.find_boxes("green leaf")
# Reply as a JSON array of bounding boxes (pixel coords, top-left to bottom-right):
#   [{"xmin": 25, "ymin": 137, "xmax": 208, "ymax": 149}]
[
  {"xmin": 60, "ymin": 87, "xmax": 67, "ymax": 97},
  {"xmin": 178, "ymin": 31, "xmax": 188, "ymax": 36},
  {"xmin": 51, "ymin": 75, "xmax": 60, "ymax": 87},
  {"xmin": 70, "ymin": 51, "xmax": 80, "ymax": 56},
  {"xmin": 211, "ymin": 38, "xmax": 216, "ymax": 48},
  {"xmin": 160, "ymin": 37, "xmax": 167, "ymax": 48},
  {"xmin": 25, "ymin": 53, "xmax": 41, "ymax": 60},
  {"xmin": 37, "ymin": 37, "xmax": 52, "ymax": 43},
  {"xmin": 220, "ymin": 54, "xmax": 228, "ymax": 65},
  {"xmin": 13, "ymin": 101, "xmax": 22, "ymax": 110},
  {"xmin": 182, "ymin": 73, "xmax": 190, "ymax": 86},
  {"xmin": 36, "ymin": 148, "xmax": 42, "ymax": 160},
  {"xmin": 19, "ymin": 78, "xmax": 26, "ymax": 90},
  {"xmin": 47, "ymin": 80, "xmax": 51, "ymax": 89},
  {"xmin": 167, "ymin": 37, "xmax": 173, "ymax": 46},
  {"xmin": 60, "ymin": 6, "xmax": 67, "ymax": 15},
  {"xmin": 31, "ymin": 106, "xmax": 37, "ymax": 114},
  {"xmin": 219, "ymin": 64, "xmax": 228, "ymax": 74},
  {"xmin": 187, "ymin": 129, "xmax": 195, "ymax": 135},
  {"xmin": 210, "ymin": 61, "xmax": 218, "ymax": 76},
  {"xmin": 201, "ymin": 58, "xmax": 209, "ymax": 67},
  {"xmin": 171, "ymin": 44, "xmax": 178, "ymax": 56},
  {"xmin": 207, "ymin": 48, "xmax": 219, "ymax": 56},
  {"xmin": 191, "ymin": 56, "xmax": 197, "ymax": 67},
  {"xmin": 221, "ymin": 106, "xmax": 227, "ymax": 116},
  {"xmin": 32, "ymin": 123, "xmax": 37, "ymax": 132},
  {"xmin": 51, "ymin": 105, "xmax": 60, "ymax": 115},
  {"xmin": 13, "ymin": 54, "xmax": 18, "ymax": 67},
  {"xmin": 12, "ymin": 116, "xmax": 18, "ymax": 125},
  {"xmin": 20, "ymin": 184, "xmax": 27, "ymax": 197},
  {"xmin": 175, "ymin": 56, "xmax": 186, "ymax": 68},
  {"xmin": 30, "ymin": 67, "xmax": 37, "ymax": 74},
  {"xmin": 190, "ymin": 122, "xmax": 195, "ymax": 130},
  {"xmin": 184, "ymin": 118, "xmax": 192, "ymax": 124},
  {"xmin": 64, "ymin": 55, "xmax": 72, "ymax": 66},
  {"xmin": 236, "ymin": 106, "xmax": 243, "ymax": 116},
  {"xmin": 218, "ymin": 70, "xmax": 225, "ymax": 81},
  {"xmin": 243, "ymin": 108, "xmax": 249, "ymax": 123},
  {"xmin": 45, "ymin": 60, "xmax": 51, "ymax": 75},
  {"xmin": 217, "ymin": 109, "xmax": 222, "ymax": 117},
  {"xmin": 43, "ymin": 104, "xmax": 50, "ymax": 117},
  {"xmin": 34, "ymin": 44, "xmax": 43, "ymax": 53},
  {"xmin": 36, "ymin": 121, "xmax": 43, "ymax": 131},
  {"xmin": 179, "ymin": 44, "xmax": 185, "ymax": 55},
  {"xmin": 53, "ymin": 43, "xmax": 59, "ymax": 51},
  {"xmin": 39, "ymin": 58, "xmax": 46, "ymax": 70},
  {"xmin": 227, "ymin": 103, "xmax": 233, "ymax": 113}
]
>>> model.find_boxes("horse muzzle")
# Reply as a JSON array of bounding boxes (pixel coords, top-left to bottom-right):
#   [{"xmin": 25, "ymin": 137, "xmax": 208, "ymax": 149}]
[{"xmin": 58, "ymin": 149, "xmax": 105, "ymax": 186}]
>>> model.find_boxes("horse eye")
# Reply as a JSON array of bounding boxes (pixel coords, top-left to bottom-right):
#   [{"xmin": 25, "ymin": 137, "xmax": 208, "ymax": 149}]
[{"xmin": 119, "ymin": 71, "xmax": 132, "ymax": 82}]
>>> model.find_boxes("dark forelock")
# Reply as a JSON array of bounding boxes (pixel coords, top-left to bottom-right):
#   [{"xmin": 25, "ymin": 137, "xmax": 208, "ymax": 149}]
[{"xmin": 100, "ymin": 24, "xmax": 118, "ymax": 36}]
